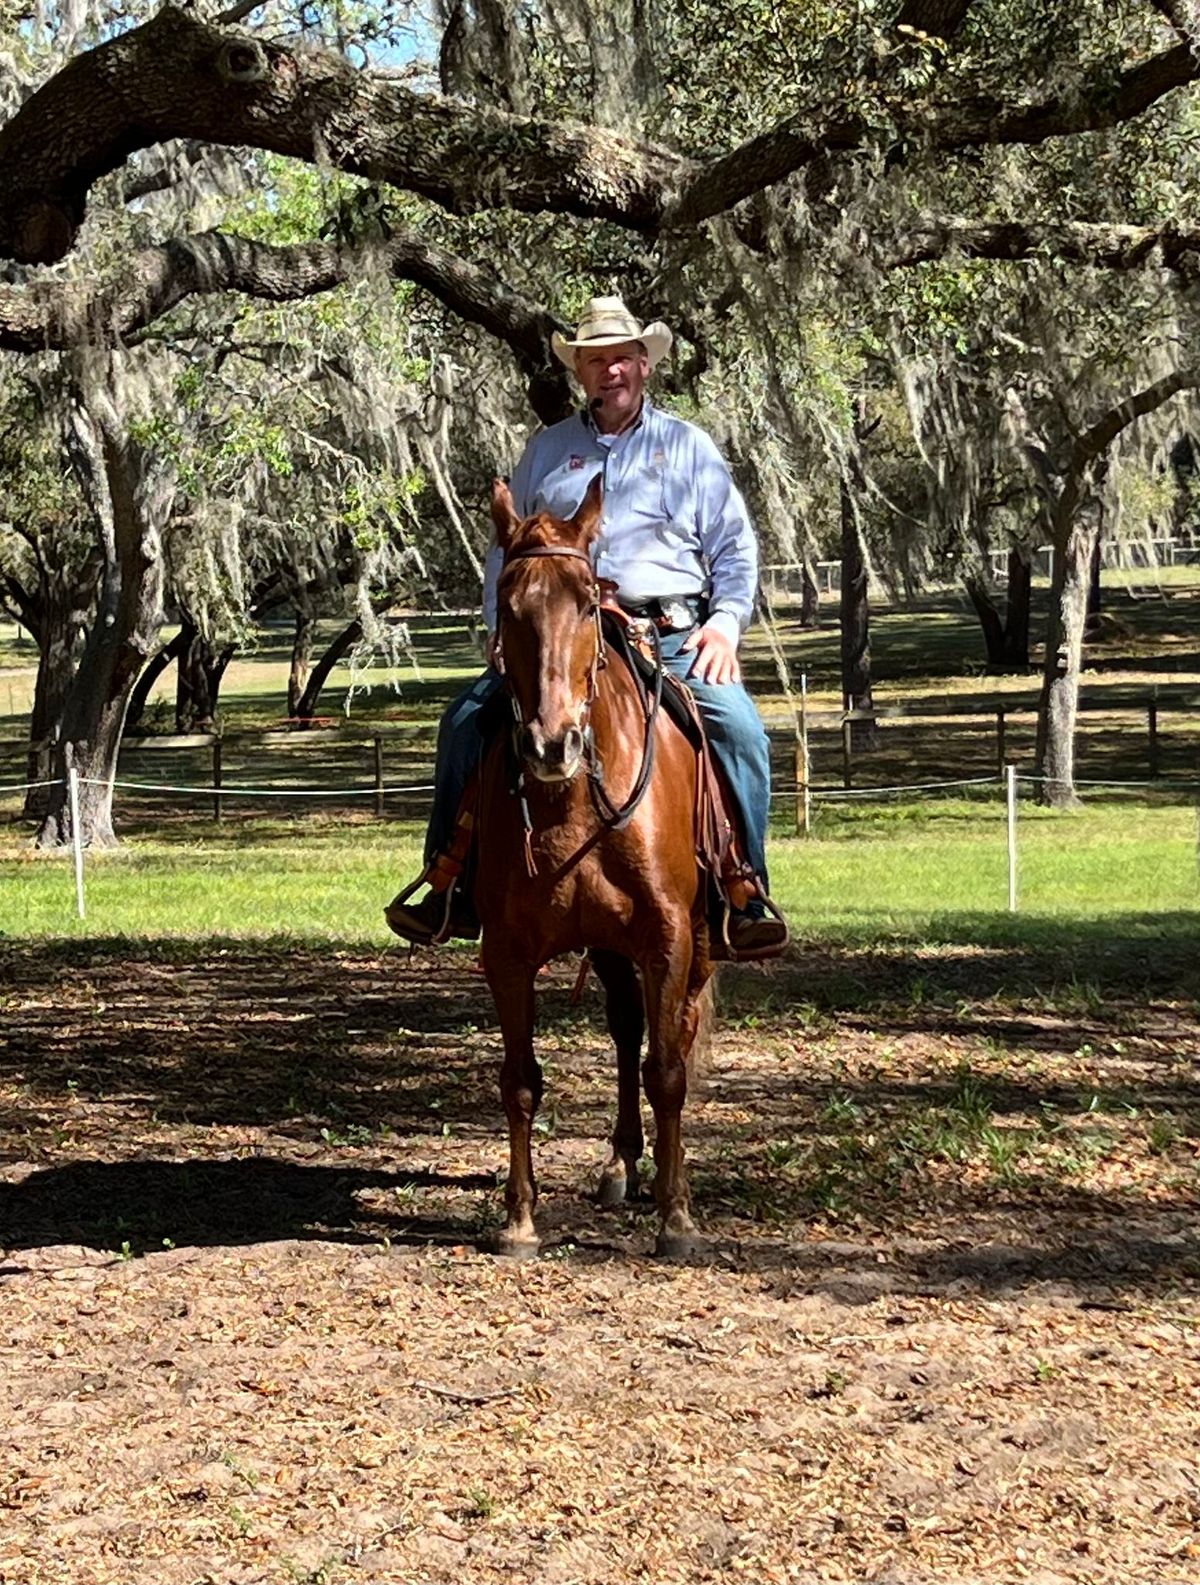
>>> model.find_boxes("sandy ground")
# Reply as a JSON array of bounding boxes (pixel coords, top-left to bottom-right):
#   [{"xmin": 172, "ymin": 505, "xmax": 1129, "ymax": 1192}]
[{"xmin": 1, "ymin": 938, "xmax": 1198, "ymax": 1584}]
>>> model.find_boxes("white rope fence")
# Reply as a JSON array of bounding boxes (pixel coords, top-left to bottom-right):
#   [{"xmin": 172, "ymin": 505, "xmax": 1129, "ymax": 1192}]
[
  {"xmin": 101, "ymin": 778, "xmax": 436, "ymax": 796},
  {"xmin": 0, "ymin": 768, "xmax": 440, "ymax": 921},
  {"xmin": 809, "ymin": 774, "xmax": 998, "ymax": 800},
  {"xmin": 2, "ymin": 765, "xmax": 1197, "ymax": 924}
]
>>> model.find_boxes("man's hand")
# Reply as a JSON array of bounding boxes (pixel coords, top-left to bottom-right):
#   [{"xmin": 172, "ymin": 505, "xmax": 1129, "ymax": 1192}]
[{"xmin": 680, "ymin": 623, "xmax": 740, "ymax": 685}]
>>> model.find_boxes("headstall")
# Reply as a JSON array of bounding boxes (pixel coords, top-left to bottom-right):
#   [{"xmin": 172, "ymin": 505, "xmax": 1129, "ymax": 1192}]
[{"xmin": 495, "ymin": 543, "xmax": 662, "ymax": 871}]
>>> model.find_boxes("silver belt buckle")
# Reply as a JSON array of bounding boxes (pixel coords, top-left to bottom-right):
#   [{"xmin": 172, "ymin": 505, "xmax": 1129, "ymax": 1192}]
[{"xmin": 659, "ymin": 598, "xmax": 695, "ymax": 631}]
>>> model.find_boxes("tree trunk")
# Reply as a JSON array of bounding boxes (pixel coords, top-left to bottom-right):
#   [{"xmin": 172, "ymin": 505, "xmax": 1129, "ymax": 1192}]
[
  {"xmin": 22, "ymin": 599, "xmax": 82, "ymax": 820},
  {"xmin": 1001, "ymin": 545, "xmax": 1032, "ymax": 670},
  {"xmin": 124, "ymin": 627, "xmax": 187, "ymax": 733},
  {"xmin": 964, "ymin": 573, "xmax": 1006, "ymax": 669},
  {"xmin": 1085, "ymin": 533, "xmax": 1103, "ymax": 638},
  {"xmin": 799, "ymin": 561, "xmax": 820, "ymax": 628},
  {"xmin": 174, "ymin": 621, "xmax": 233, "ymax": 732},
  {"xmin": 964, "ymin": 545, "xmax": 1033, "ymax": 674},
  {"xmin": 295, "ymin": 617, "xmax": 363, "ymax": 720},
  {"xmin": 1034, "ymin": 508, "xmax": 1100, "ymax": 809},
  {"xmin": 288, "ymin": 608, "xmax": 318, "ymax": 718},
  {"xmin": 839, "ymin": 470, "xmax": 877, "ymax": 749},
  {"xmin": 36, "ymin": 392, "xmax": 163, "ymax": 849}
]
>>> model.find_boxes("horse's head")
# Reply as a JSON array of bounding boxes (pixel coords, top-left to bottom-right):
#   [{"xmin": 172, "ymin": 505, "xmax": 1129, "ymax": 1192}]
[{"xmin": 493, "ymin": 474, "xmax": 604, "ymax": 784}]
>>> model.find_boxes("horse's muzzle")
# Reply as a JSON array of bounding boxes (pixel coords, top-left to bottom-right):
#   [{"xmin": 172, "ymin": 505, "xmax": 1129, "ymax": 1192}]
[{"xmin": 519, "ymin": 723, "xmax": 586, "ymax": 783}]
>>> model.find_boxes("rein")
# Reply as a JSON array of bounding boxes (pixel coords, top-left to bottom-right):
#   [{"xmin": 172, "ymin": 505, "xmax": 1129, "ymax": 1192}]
[{"xmin": 496, "ymin": 542, "xmax": 663, "ymax": 867}]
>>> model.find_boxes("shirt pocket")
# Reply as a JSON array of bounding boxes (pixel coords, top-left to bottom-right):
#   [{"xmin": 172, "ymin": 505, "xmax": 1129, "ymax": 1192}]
[
  {"xmin": 534, "ymin": 458, "xmax": 602, "ymax": 521},
  {"xmin": 660, "ymin": 470, "xmax": 698, "ymax": 546}
]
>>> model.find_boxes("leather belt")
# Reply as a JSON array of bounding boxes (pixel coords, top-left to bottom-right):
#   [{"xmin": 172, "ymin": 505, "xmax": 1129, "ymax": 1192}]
[{"xmin": 618, "ymin": 594, "xmax": 708, "ymax": 632}]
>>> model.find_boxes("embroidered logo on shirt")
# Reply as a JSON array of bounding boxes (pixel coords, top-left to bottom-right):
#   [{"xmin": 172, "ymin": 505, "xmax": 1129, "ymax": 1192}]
[{"xmin": 569, "ymin": 455, "xmax": 586, "ymax": 469}]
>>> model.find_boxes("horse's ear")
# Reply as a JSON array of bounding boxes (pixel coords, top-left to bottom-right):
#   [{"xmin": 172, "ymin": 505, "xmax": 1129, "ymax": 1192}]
[
  {"xmin": 491, "ymin": 477, "xmax": 520, "ymax": 550},
  {"xmin": 572, "ymin": 473, "xmax": 604, "ymax": 544}
]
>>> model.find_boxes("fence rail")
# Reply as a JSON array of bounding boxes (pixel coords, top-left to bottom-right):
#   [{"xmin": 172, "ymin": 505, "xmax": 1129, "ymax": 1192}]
[{"xmin": 2, "ymin": 684, "xmax": 1196, "ymax": 821}]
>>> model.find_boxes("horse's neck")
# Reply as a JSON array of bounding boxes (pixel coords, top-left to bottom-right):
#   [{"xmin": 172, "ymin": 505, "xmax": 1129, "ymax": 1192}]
[{"xmin": 592, "ymin": 658, "xmax": 648, "ymax": 743}]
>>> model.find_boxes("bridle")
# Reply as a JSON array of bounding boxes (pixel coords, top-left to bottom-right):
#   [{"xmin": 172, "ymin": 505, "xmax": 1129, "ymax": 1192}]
[
  {"xmin": 495, "ymin": 544, "xmax": 608, "ymax": 725},
  {"xmin": 494, "ymin": 542, "xmax": 663, "ymax": 870}
]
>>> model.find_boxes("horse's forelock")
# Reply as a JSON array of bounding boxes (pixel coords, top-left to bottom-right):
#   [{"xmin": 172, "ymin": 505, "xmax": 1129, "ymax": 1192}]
[{"xmin": 508, "ymin": 510, "xmax": 587, "ymax": 554}]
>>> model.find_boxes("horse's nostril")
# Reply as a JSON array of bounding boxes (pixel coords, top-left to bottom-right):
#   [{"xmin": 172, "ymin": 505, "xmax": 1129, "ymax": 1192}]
[
  {"xmin": 563, "ymin": 727, "xmax": 584, "ymax": 762},
  {"xmin": 518, "ymin": 727, "xmax": 538, "ymax": 762}
]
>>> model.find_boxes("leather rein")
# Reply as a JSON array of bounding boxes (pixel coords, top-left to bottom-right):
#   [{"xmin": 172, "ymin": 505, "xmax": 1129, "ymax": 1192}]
[{"xmin": 495, "ymin": 543, "xmax": 663, "ymax": 852}]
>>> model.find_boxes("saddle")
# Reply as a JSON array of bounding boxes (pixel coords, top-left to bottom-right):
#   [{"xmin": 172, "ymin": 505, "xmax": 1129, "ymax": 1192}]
[{"xmin": 596, "ymin": 608, "xmax": 761, "ymax": 920}]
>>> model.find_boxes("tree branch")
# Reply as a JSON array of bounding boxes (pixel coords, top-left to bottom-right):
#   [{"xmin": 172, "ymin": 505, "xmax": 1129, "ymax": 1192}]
[
  {"xmin": 885, "ymin": 215, "xmax": 1200, "ymax": 273},
  {"xmin": 0, "ymin": 6, "xmax": 678, "ymax": 265},
  {"xmin": 1071, "ymin": 366, "xmax": 1200, "ymax": 470},
  {"xmin": 0, "ymin": 226, "xmax": 551, "ymax": 354},
  {"xmin": 666, "ymin": 43, "xmax": 1200, "ymax": 227},
  {"xmin": 0, "ymin": 224, "xmax": 574, "ymax": 422},
  {"xmin": 2, "ymin": 5, "xmax": 1197, "ymax": 265}
]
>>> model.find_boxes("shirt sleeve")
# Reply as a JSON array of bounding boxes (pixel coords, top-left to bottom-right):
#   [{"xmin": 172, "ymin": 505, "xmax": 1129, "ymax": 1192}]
[
  {"xmin": 692, "ymin": 429, "xmax": 758, "ymax": 647},
  {"xmin": 482, "ymin": 434, "xmax": 540, "ymax": 632}
]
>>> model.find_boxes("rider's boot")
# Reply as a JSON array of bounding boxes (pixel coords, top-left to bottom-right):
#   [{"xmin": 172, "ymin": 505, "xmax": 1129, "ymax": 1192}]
[
  {"xmin": 710, "ymin": 866, "xmax": 789, "ymax": 962},
  {"xmin": 385, "ymin": 781, "xmax": 481, "ymax": 945}
]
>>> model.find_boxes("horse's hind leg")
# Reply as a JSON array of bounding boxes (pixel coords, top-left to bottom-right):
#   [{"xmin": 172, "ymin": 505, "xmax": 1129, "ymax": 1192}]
[
  {"xmin": 483, "ymin": 950, "xmax": 542, "ymax": 1258},
  {"xmin": 642, "ymin": 935, "xmax": 702, "ymax": 1259},
  {"xmin": 590, "ymin": 950, "xmax": 644, "ymax": 1207}
]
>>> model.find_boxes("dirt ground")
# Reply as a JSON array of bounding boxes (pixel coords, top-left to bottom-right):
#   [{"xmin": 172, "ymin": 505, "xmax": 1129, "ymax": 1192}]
[{"xmin": 1, "ymin": 936, "xmax": 1198, "ymax": 1585}]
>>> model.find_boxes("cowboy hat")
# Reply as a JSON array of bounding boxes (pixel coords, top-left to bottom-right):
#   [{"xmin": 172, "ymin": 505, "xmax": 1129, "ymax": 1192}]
[{"xmin": 550, "ymin": 295, "xmax": 673, "ymax": 372}]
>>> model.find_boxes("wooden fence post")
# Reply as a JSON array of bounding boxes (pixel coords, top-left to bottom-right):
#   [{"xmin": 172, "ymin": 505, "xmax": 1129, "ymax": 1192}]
[
  {"xmin": 841, "ymin": 699, "xmax": 853, "ymax": 790},
  {"xmin": 374, "ymin": 735, "xmax": 385, "ymax": 818},
  {"xmin": 1148, "ymin": 697, "xmax": 1160, "ymax": 778},
  {"xmin": 995, "ymin": 704, "xmax": 1006, "ymax": 778},
  {"xmin": 212, "ymin": 735, "xmax": 223, "ymax": 824}
]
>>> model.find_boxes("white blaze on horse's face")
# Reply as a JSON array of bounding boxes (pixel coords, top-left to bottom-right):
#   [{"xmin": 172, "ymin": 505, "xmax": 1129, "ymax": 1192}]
[
  {"xmin": 504, "ymin": 561, "xmax": 597, "ymax": 784},
  {"xmin": 492, "ymin": 475, "xmax": 605, "ymax": 786}
]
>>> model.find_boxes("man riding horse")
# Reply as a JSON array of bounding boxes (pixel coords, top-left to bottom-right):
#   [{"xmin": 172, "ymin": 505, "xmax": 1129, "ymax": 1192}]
[{"xmin": 386, "ymin": 295, "xmax": 788, "ymax": 959}]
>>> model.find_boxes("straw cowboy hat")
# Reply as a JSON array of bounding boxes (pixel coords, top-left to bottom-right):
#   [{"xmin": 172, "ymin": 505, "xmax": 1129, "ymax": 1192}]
[{"xmin": 551, "ymin": 295, "xmax": 673, "ymax": 372}]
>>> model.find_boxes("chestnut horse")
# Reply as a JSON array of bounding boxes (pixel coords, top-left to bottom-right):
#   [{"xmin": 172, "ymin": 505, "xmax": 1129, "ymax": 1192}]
[{"xmin": 477, "ymin": 474, "xmax": 713, "ymax": 1258}]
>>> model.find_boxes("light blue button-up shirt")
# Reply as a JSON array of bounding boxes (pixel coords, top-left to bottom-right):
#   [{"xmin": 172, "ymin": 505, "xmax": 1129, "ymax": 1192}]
[{"xmin": 482, "ymin": 399, "xmax": 758, "ymax": 648}]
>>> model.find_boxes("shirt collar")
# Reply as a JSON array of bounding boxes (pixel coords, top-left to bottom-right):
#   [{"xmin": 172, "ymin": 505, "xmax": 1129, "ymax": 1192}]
[{"xmin": 581, "ymin": 395, "xmax": 655, "ymax": 442}]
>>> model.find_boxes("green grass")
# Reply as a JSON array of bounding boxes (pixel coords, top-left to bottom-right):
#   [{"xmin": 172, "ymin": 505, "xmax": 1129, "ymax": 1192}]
[
  {"xmin": 1, "ymin": 798, "xmax": 1195, "ymax": 944},
  {"xmin": 2, "ymin": 584, "xmax": 1198, "ymax": 947}
]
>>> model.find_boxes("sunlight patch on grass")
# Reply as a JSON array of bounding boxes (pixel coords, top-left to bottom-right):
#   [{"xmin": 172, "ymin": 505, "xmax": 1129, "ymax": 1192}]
[{"xmin": 1, "ymin": 800, "xmax": 1195, "ymax": 945}]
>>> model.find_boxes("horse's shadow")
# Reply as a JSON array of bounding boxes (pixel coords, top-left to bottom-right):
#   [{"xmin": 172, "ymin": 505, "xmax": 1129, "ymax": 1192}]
[{"xmin": 0, "ymin": 1155, "xmax": 495, "ymax": 1257}]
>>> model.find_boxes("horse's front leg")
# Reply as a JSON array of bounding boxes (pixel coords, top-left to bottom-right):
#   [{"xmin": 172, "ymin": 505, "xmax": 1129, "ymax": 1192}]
[
  {"xmin": 483, "ymin": 947, "xmax": 542, "ymax": 1258},
  {"xmin": 641, "ymin": 931, "xmax": 702, "ymax": 1258},
  {"xmin": 590, "ymin": 950, "xmax": 644, "ymax": 1206}
]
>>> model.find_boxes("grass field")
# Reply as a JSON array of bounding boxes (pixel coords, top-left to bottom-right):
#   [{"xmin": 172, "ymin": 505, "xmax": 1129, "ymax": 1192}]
[{"xmin": 1, "ymin": 798, "xmax": 1196, "ymax": 946}]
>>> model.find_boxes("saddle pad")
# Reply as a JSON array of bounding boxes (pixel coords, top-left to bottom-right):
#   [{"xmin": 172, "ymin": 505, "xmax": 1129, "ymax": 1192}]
[{"xmin": 599, "ymin": 611, "xmax": 704, "ymax": 748}]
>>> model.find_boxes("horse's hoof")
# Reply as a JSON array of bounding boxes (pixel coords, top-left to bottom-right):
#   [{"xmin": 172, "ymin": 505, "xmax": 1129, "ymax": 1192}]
[
  {"xmin": 655, "ymin": 1229, "xmax": 703, "ymax": 1261},
  {"xmin": 494, "ymin": 1229, "xmax": 540, "ymax": 1261}
]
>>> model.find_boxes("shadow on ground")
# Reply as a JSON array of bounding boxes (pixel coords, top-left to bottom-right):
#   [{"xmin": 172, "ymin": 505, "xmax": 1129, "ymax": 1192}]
[{"xmin": 0, "ymin": 925, "xmax": 1197, "ymax": 1296}]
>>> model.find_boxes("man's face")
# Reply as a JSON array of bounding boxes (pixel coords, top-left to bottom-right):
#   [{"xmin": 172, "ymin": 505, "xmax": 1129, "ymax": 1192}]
[{"xmin": 575, "ymin": 341, "xmax": 649, "ymax": 431}]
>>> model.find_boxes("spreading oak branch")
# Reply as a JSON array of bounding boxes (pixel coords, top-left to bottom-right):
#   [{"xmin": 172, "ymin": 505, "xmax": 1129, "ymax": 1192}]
[
  {"xmin": 0, "ymin": 226, "xmax": 573, "ymax": 420},
  {"xmin": 5, "ymin": 213, "xmax": 1200, "ymax": 399},
  {"xmin": 886, "ymin": 216, "xmax": 1200, "ymax": 274},
  {"xmin": 1, "ymin": 4, "xmax": 1197, "ymax": 264}
]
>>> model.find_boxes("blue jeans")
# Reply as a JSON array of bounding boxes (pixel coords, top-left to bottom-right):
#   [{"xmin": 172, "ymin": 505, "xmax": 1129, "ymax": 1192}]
[{"xmin": 425, "ymin": 636, "xmax": 771, "ymax": 884}]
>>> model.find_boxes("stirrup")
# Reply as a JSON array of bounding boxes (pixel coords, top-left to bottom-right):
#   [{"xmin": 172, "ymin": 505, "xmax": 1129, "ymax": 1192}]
[
  {"xmin": 385, "ymin": 871, "xmax": 459, "ymax": 946},
  {"xmin": 709, "ymin": 890, "xmax": 790, "ymax": 963}
]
